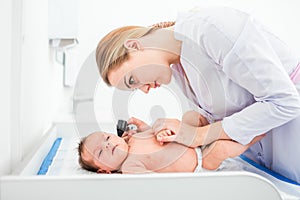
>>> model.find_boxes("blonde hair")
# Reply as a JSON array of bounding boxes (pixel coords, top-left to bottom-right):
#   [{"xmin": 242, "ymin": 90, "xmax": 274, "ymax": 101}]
[{"xmin": 95, "ymin": 22, "xmax": 175, "ymax": 85}]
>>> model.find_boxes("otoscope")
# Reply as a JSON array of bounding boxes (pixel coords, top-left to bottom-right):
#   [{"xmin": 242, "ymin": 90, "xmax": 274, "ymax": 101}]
[{"xmin": 116, "ymin": 120, "xmax": 137, "ymax": 137}]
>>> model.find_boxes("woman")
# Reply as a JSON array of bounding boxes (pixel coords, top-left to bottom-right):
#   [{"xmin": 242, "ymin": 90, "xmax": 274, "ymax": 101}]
[{"xmin": 95, "ymin": 6, "xmax": 300, "ymax": 183}]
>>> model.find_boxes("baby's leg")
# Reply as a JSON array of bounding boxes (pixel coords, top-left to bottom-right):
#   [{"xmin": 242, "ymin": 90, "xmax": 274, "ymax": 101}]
[
  {"xmin": 202, "ymin": 140, "xmax": 243, "ymax": 170},
  {"xmin": 202, "ymin": 135, "xmax": 264, "ymax": 170},
  {"xmin": 182, "ymin": 110, "xmax": 209, "ymax": 127}
]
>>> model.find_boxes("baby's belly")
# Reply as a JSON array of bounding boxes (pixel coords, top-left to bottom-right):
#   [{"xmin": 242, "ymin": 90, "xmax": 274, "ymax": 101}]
[
  {"xmin": 148, "ymin": 147, "xmax": 198, "ymax": 173},
  {"xmin": 163, "ymin": 148, "xmax": 197, "ymax": 172},
  {"xmin": 129, "ymin": 137, "xmax": 198, "ymax": 172}
]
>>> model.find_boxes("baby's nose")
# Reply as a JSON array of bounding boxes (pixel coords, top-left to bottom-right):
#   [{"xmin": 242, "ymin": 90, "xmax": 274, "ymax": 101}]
[{"xmin": 103, "ymin": 141, "xmax": 111, "ymax": 149}]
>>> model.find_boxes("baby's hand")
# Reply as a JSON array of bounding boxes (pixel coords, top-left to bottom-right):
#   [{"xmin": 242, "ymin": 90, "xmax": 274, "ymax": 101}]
[{"xmin": 156, "ymin": 129, "xmax": 173, "ymax": 145}]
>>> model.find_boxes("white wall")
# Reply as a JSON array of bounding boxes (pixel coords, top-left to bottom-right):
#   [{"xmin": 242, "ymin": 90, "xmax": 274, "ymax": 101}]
[
  {"xmin": 20, "ymin": 0, "xmax": 56, "ymax": 160},
  {"xmin": 0, "ymin": 0, "xmax": 299, "ymax": 175},
  {"xmin": 17, "ymin": 0, "xmax": 76, "ymax": 169},
  {"xmin": 78, "ymin": 0, "xmax": 300, "ymax": 62},
  {"xmin": 0, "ymin": 0, "xmax": 72, "ymax": 175},
  {"xmin": 0, "ymin": 0, "xmax": 12, "ymax": 175},
  {"xmin": 79, "ymin": 0, "xmax": 300, "ymax": 129}
]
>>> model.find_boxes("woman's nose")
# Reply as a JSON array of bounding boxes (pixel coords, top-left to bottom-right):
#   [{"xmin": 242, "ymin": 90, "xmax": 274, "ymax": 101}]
[{"xmin": 138, "ymin": 84, "xmax": 151, "ymax": 94}]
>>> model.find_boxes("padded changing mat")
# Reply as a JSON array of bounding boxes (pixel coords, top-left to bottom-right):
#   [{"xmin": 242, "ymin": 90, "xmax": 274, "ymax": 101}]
[{"xmin": 39, "ymin": 135, "xmax": 300, "ymax": 199}]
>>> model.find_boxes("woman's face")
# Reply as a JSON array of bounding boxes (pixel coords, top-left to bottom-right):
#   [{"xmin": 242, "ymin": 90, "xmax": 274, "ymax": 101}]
[
  {"xmin": 82, "ymin": 132, "xmax": 129, "ymax": 173},
  {"xmin": 108, "ymin": 50, "xmax": 172, "ymax": 93}
]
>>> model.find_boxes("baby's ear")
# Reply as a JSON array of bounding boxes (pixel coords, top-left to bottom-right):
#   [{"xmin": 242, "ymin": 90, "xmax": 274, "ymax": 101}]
[{"xmin": 97, "ymin": 169, "xmax": 111, "ymax": 174}]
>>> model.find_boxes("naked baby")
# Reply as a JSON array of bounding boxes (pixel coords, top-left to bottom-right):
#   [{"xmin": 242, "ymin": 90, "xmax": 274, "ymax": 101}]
[{"xmin": 78, "ymin": 111, "xmax": 263, "ymax": 173}]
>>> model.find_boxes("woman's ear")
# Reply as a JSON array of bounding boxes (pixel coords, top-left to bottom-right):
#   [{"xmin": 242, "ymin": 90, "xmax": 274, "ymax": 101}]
[{"xmin": 124, "ymin": 39, "xmax": 142, "ymax": 51}]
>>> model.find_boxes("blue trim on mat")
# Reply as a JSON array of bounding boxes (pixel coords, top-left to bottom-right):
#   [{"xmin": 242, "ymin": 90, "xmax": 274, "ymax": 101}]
[
  {"xmin": 239, "ymin": 155, "xmax": 300, "ymax": 186},
  {"xmin": 37, "ymin": 137, "xmax": 62, "ymax": 175}
]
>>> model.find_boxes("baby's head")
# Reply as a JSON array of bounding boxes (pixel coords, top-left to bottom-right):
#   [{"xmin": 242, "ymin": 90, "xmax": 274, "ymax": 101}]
[{"xmin": 78, "ymin": 131, "xmax": 129, "ymax": 173}]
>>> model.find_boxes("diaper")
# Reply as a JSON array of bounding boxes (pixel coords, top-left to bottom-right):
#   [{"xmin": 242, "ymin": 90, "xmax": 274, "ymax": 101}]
[
  {"xmin": 194, "ymin": 147, "xmax": 211, "ymax": 172},
  {"xmin": 193, "ymin": 147, "xmax": 244, "ymax": 173}
]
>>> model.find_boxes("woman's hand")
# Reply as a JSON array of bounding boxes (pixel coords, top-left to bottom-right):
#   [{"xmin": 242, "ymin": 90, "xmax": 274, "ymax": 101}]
[
  {"xmin": 128, "ymin": 117, "xmax": 151, "ymax": 132},
  {"xmin": 152, "ymin": 118, "xmax": 199, "ymax": 147},
  {"xmin": 156, "ymin": 129, "xmax": 173, "ymax": 145},
  {"xmin": 153, "ymin": 118, "xmax": 232, "ymax": 147},
  {"xmin": 152, "ymin": 118, "xmax": 180, "ymax": 144},
  {"xmin": 122, "ymin": 117, "xmax": 151, "ymax": 141}
]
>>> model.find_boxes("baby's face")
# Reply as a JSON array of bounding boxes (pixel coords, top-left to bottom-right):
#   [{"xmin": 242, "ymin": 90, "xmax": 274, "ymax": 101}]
[{"xmin": 82, "ymin": 132, "xmax": 129, "ymax": 173}]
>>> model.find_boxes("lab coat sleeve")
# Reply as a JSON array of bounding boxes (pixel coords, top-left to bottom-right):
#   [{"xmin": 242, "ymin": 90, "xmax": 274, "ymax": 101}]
[{"xmin": 202, "ymin": 16, "xmax": 300, "ymax": 145}]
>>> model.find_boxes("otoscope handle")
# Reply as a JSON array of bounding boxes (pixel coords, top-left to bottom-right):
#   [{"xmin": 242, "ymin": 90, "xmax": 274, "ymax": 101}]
[
  {"xmin": 117, "ymin": 120, "xmax": 127, "ymax": 137},
  {"xmin": 116, "ymin": 119, "xmax": 138, "ymax": 137}
]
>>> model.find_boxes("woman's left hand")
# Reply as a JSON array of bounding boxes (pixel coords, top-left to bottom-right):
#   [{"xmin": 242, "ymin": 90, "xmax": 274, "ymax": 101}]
[
  {"xmin": 156, "ymin": 129, "xmax": 173, "ymax": 145},
  {"xmin": 152, "ymin": 118, "xmax": 198, "ymax": 147}
]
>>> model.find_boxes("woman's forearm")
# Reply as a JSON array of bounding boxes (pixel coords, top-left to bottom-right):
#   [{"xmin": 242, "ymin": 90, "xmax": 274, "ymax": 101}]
[
  {"xmin": 193, "ymin": 121, "xmax": 231, "ymax": 147},
  {"xmin": 153, "ymin": 118, "xmax": 231, "ymax": 147}
]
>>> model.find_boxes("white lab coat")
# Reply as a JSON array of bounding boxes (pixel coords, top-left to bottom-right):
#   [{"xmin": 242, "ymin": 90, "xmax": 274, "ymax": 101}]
[{"xmin": 172, "ymin": 6, "xmax": 300, "ymax": 183}]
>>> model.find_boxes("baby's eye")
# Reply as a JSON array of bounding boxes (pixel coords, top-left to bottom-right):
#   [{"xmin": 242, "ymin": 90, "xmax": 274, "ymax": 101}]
[
  {"xmin": 106, "ymin": 136, "xmax": 110, "ymax": 141},
  {"xmin": 98, "ymin": 150, "xmax": 102, "ymax": 158}
]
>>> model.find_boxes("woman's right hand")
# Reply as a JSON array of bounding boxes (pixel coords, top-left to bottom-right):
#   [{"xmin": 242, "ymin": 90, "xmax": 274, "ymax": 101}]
[
  {"xmin": 122, "ymin": 117, "xmax": 151, "ymax": 141},
  {"xmin": 127, "ymin": 117, "xmax": 151, "ymax": 132}
]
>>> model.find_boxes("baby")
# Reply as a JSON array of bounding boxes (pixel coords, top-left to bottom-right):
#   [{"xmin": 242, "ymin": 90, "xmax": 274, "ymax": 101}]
[
  {"xmin": 78, "ymin": 111, "xmax": 263, "ymax": 174},
  {"xmin": 79, "ymin": 129, "xmax": 199, "ymax": 173}
]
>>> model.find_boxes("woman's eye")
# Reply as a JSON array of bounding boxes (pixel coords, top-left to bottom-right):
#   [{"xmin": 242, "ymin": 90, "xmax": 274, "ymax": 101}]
[{"xmin": 129, "ymin": 76, "xmax": 135, "ymax": 85}]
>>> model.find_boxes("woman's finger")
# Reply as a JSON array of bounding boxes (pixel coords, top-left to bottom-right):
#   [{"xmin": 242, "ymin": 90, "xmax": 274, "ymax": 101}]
[
  {"xmin": 157, "ymin": 135, "xmax": 177, "ymax": 143},
  {"xmin": 121, "ymin": 131, "xmax": 128, "ymax": 138},
  {"xmin": 121, "ymin": 130, "xmax": 137, "ymax": 143},
  {"xmin": 152, "ymin": 118, "xmax": 180, "ymax": 135},
  {"xmin": 165, "ymin": 129, "xmax": 172, "ymax": 136},
  {"xmin": 128, "ymin": 117, "xmax": 150, "ymax": 132}
]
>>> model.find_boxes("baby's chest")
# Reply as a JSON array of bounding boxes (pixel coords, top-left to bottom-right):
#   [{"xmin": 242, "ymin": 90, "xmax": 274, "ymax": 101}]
[{"xmin": 129, "ymin": 143, "xmax": 189, "ymax": 170}]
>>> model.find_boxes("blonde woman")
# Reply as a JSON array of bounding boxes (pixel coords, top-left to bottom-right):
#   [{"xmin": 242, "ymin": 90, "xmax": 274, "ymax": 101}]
[{"xmin": 95, "ymin": 6, "xmax": 300, "ymax": 183}]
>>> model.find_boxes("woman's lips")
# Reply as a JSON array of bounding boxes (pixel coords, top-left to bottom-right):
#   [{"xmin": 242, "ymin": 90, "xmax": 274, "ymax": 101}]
[{"xmin": 154, "ymin": 81, "xmax": 161, "ymax": 88}]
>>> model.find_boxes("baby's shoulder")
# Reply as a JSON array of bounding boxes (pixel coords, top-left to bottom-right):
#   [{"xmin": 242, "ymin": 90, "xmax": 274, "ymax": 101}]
[
  {"xmin": 122, "ymin": 157, "xmax": 144, "ymax": 169},
  {"xmin": 121, "ymin": 158, "xmax": 151, "ymax": 174}
]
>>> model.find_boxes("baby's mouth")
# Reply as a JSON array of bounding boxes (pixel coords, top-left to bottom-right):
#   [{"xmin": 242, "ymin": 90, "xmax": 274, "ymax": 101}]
[{"xmin": 112, "ymin": 144, "xmax": 118, "ymax": 155}]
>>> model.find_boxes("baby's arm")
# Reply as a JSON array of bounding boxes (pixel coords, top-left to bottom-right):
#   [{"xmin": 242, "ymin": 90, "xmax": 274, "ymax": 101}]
[
  {"xmin": 121, "ymin": 160, "xmax": 153, "ymax": 174},
  {"xmin": 202, "ymin": 134, "xmax": 264, "ymax": 170}
]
